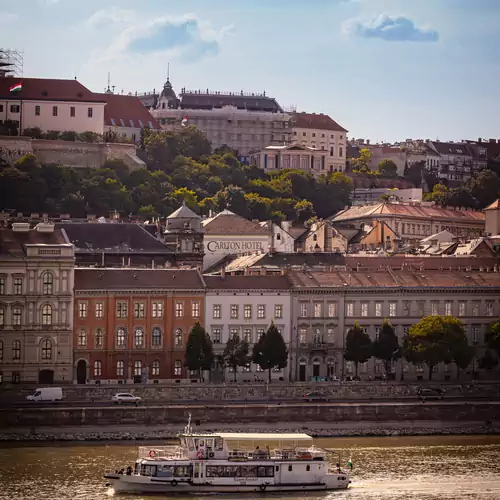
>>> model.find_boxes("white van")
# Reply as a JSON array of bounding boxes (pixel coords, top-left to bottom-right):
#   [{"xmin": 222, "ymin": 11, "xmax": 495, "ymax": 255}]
[{"xmin": 26, "ymin": 387, "xmax": 63, "ymax": 402}]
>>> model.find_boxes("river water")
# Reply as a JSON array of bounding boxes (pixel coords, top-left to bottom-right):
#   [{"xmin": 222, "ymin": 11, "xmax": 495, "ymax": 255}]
[{"xmin": 0, "ymin": 435, "xmax": 499, "ymax": 500}]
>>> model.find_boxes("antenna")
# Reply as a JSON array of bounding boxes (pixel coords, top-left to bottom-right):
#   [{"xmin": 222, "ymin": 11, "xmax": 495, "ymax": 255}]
[{"xmin": 167, "ymin": 62, "xmax": 170, "ymax": 80}]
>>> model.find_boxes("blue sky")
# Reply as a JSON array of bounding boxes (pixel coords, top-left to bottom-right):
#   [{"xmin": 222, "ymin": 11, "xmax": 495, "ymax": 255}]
[{"xmin": 1, "ymin": 0, "xmax": 499, "ymax": 142}]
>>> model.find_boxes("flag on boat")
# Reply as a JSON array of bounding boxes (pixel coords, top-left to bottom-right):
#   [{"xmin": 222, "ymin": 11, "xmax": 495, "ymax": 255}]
[
  {"xmin": 347, "ymin": 457, "xmax": 353, "ymax": 469},
  {"xmin": 9, "ymin": 82, "xmax": 22, "ymax": 93},
  {"xmin": 181, "ymin": 116, "xmax": 188, "ymax": 127}
]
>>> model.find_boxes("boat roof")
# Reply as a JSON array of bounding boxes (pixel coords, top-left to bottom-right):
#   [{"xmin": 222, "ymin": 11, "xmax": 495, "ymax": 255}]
[{"xmin": 180, "ymin": 432, "xmax": 313, "ymax": 441}]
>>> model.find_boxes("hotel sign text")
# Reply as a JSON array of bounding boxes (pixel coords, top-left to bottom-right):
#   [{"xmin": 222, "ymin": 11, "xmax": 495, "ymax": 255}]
[{"xmin": 206, "ymin": 240, "xmax": 264, "ymax": 253}]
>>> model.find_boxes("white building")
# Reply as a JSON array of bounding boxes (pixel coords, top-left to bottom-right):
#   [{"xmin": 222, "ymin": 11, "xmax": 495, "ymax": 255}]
[
  {"xmin": 0, "ymin": 221, "xmax": 75, "ymax": 384},
  {"xmin": 204, "ymin": 274, "xmax": 292, "ymax": 381},
  {"xmin": 291, "ymin": 112, "xmax": 348, "ymax": 172}
]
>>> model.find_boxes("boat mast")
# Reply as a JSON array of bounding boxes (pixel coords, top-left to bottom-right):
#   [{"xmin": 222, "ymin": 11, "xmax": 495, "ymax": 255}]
[{"xmin": 184, "ymin": 413, "xmax": 192, "ymax": 434}]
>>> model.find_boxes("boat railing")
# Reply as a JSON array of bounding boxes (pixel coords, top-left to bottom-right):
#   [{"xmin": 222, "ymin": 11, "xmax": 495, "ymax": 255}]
[{"xmin": 138, "ymin": 446, "xmax": 187, "ymax": 460}]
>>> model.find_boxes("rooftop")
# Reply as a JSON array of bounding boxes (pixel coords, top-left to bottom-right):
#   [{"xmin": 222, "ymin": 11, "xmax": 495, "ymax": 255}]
[
  {"xmin": 204, "ymin": 274, "xmax": 290, "ymax": 290},
  {"xmin": 202, "ymin": 210, "xmax": 269, "ymax": 236},
  {"xmin": 292, "ymin": 112, "xmax": 347, "ymax": 133},
  {"xmin": 0, "ymin": 226, "xmax": 67, "ymax": 257}
]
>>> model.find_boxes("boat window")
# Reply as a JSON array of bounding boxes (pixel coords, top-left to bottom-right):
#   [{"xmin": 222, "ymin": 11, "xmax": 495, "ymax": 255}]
[
  {"xmin": 199, "ymin": 440, "xmax": 205, "ymax": 447},
  {"xmin": 206, "ymin": 439, "xmax": 213, "ymax": 450},
  {"xmin": 194, "ymin": 463, "xmax": 200, "ymax": 478},
  {"xmin": 188, "ymin": 439, "xmax": 195, "ymax": 451},
  {"xmin": 275, "ymin": 466, "xmax": 279, "ymax": 472},
  {"xmin": 206, "ymin": 465, "xmax": 274, "ymax": 478},
  {"xmin": 306, "ymin": 465, "xmax": 310, "ymax": 471},
  {"xmin": 157, "ymin": 465, "xmax": 173, "ymax": 477},
  {"xmin": 173, "ymin": 465, "xmax": 193, "ymax": 477},
  {"xmin": 140, "ymin": 464, "xmax": 157, "ymax": 477},
  {"xmin": 288, "ymin": 465, "xmax": 293, "ymax": 472},
  {"xmin": 215, "ymin": 438, "xmax": 223, "ymax": 451}
]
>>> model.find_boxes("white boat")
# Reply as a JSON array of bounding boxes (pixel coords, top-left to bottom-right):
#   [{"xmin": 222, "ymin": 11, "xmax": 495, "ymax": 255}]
[{"xmin": 104, "ymin": 415, "xmax": 351, "ymax": 494}]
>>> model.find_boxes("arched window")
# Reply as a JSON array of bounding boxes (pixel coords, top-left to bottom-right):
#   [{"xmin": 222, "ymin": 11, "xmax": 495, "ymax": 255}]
[
  {"xmin": 41, "ymin": 339, "xmax": 52, "ymax": 360},
  {"xmin": 42, "ymin": 272, "xmax": 53, "ymax": 295},
  {"xmin": 116, "ymin": 360, "xmax": 124, "ymax": 377},
  {"xmin": 174, "ymin": 360, "xmax": 182, "ymax": 377},
  {"xmin": 95, "ymin": 328, "xmax": 103, "ymax": 348},
  {"xmin": 134, "ymin": 360, "xmax": 142, "ymax": 376},
  {"xmin": 42, "ymin": 304, "xmax": 53, "ymax": 326},
  {"xmin": 78, "ymin": 329, "xmax": 87, "ymax": 347},
  {"xmin": 152, "ymin": 327, "xmax": 162, "ymax": 347},
  {"xmin": 152, "ymin": 360, "xmax": 160, "ymax": 377},
  {"xmin": 174, "ymin": 328, "xmax": 183, "ymax": 346},
  {"xmin": 0, "ymin": 340, "xmax": 3, "ymax": 361},
  {"xmin": 94, "ymin": 360, "xmax": 102, "ymax": 377},
  {"xmin": 116, "ymin": 328, "xmax": 126, "ymax": 347},
  {"xmin": 12, "ymin": 340, "xmax": 21, "ymax": 360},
  {"xmin": 134, "ymin": 327, "xmax": 144, "ymax": 347}
]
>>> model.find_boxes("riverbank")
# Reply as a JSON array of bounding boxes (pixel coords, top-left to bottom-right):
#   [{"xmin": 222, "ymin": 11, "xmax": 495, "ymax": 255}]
[{"xmin": 1, "ymin": 420, "xmax": 498, "ymax": 442}]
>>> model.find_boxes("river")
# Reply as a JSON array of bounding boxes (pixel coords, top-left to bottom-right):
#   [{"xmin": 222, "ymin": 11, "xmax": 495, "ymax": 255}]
[{"xmin": 0, "ymin": 435, "xmax": 499, "ymax": 500}]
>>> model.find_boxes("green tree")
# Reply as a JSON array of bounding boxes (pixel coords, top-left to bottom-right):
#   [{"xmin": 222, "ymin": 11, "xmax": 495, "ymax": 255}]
[
  {"xmin": 424, "ymin": 183, "xmax": 450, "ymax": 205},
  {"xmin": 344, "ymin": 322, "xmax": 372, "ymax": 377},
  {"xmin": 350, "ymin": 148, "xmax": 373, "ymax": 173},
  {"xmin": 222, "ymin": 335, "xmax": 250, "ymax": 382},
  {"xmin": 378, "ymin": 159, "xmax": 398, "ymax": 178},
  {"xmin": 252, "ymin": 322, "xmax": 288, "ymax": 383},
  {"xmin": 372, "ymin": 319, "xmax": 400, "ymax": 377},
  {"xmin": 453, "ymin": 345, "xmax": 475, "ymax": 380},
  {"xmin": 184, "ymin": 322, "xmax": 214, "ymax": 381},
  {"xmin": 403, "ymin": 160, "xmax": 425, "ymax": 188},
  {"xmin": 478, "ymin": 350, "xmax": 499, "ymax": 373},
  {"xmin": 486, "ymin": 319, "xmax": 500, "ymax": 358},
  {"xmin": 294, "ymin": 199, "xmax": 315, "ymax": 222}
]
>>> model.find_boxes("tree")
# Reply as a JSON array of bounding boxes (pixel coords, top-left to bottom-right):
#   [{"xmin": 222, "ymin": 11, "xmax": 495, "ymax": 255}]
[
  {"xmin": 252, "ymin": 322, "xmax": 288, "ymax": 383},
  {"xmin": 184, "ymin": 322, "xmax": 214, "ymax": 381},
  {"xmin": 350, "ymin": 148, "xmax": 373, "ymax": 173},
  {"xmin": 294, "ymin": 199, "xmax": 315, "ymax": 222},
  {"xmin": 344, "ymin": 323, "xmax": 372, "ymax": 378},
  {"xmin": 424, "ymin": 183, "xmax": 450, "ymax": 205},
  {"xmin": 404, "ymin": 316, "xmax": 468, "ymax": 380},
  {"xmin": 404, "ymin": 160, "xmax": 425, "ymax": 188},
  {"xmin": 378, "ymin": 159, "xmax": 398, "ymax": 178},
  {"xmin": 453, "ymin": 345, "xmax": 475, "ymax": 380},
  {"xmin": 372, "ymin": 320, "xmax": 400, "ymax": 378},
  {"xmin": 478, "ymin": 350, "xmax": 499, "ymax": 373},
  {"xmin": 223, "ymin": 335, "xmax": 250, "ymax": 382},
  {"xmin": 486, "ymin": 319, "xmax": 500, "ymax": 359}
]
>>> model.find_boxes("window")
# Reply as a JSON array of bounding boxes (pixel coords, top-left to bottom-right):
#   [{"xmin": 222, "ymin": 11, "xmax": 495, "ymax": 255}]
[
  {"xmin": 230, "ymin": 304, "xmax": 239, "ymax": 319},
  {"xmin": 52, "ymin": 105, "xmax": 58, "ymax": 117},
  {"xmin": 41, "ymin": 339, "xmax": 52, "ymax": 360},
  {"xmin": 78, "ymin": 301, "xmax": 88, "ymax": 318},
  {"xmin": 0, "ymin": 277, "xmax": 4, "ymax": 295},
  {"xmin": 486, "ymin": 301, "xmax": 494, "ymax": 317},
  {"xmin": 94, "ymin": 361, "xmax": 102, "ymax": 377},
  {"xmin": 328, "ymin": 303, "xmax": 337, "ymax": 317},
  {"xmin": 389, "ymin": 302, "xmax": 397, "ymax": 317},
  {"xmin": 152, "ymin": 301, "xmax": 163, "ymax": 318},
  {"xmin": 116, "ymin": 360, "xmax": 124, "ymax": 377},
  {"xmin": 213, "ymin": 304, "xmax": 221, "ymax": 319},
  {"xmin": 339, "ymin": 147, "xmax": 343, "ymax": 157},
  {"xmin": 42, "ymin": 304, "xmax": 53, "ymax": 325},
  {"xmin": 94, "ymin": 328, "xmax": 103, "ymax": 347},
  {"xmin": 134, "ymin": 327, "xmax": 144, "ymax": 347},
  {"xmin": 35, "ymin": 105, "xmax": 40, "ymax": 116},
  {"xmin": 116, "ymin": 301, "xmax": 128, "ymax": 318},
  {"xmin": 417, "ymin": 301, "xmax": 425, "ymax": 317},
  {"xmin": 12, "ymin": 340, "xmax": 21, "ymax": 360},
  {"xmin": 152, "ymin": 327, "xmax": 162, "ymax": 346},
  {"xmin": 134, "ymin": 302, "xmax": 145, "ymax": 318},
  {"xmin": 274, "ymin": 304, "xmax": 283, "ymax": 319},
  {"xmin": 243, "ymin": 328, "xmax": 252, "ymax": 343},
  {"xmin": 78, "ymin": 329, "xmax": 87, "ymax": 347},
  {"xmin": 192, "ymin": 301, "xmax": 200, "ymax": 318},
  {"xmin": 88, "ymin": 107, "xmax": 93, "ymax": 118},
  {"xmin": 300, "ymin": 303, "xmax": 308, "ymax": 317},
  {"xmin": 174, "ymin": 360, "xmax": 182, "ymax": 377},
  {"xmin": 175, "ymin": 328, "xmax": 183, "ymax": 346},
  {"xmin": 0, "ymin": 340, "xmax": 2, "ymax": 360},
  {"xmin": 152, "ymin": 360, "xmax": 160, "ymax": 377},
  {"xmin": 175, "ymin": 302, "xmax": 184, "ymax": 318},
  {"xmin": 12, "ymin": 307, "xmax": 22, "ymax": 325},
  {"xmin": 361, "ymin": 303, "xmax": 368, "ymax": 317},
  {"xmin": 472, "ymin": 303, "xmax": 479, "ymax": 317},
  {"xmin": 299, "ymin": 328, "xmax": 307, "ymax": 345},
  {"xmin": 257, "ymin": 305, "xmax": 266, "ymax": 319},
  {"xmin": 70, "ymin": 106, "xmax": 75, "ymax": 117},
  {"xmin": 13, "ymin": 277, "xmax": 23, "ymax": 295},
  {"xmin": 0, "ymin": 307, "xmax": 4, "ymax": 326},
  {"xmin": 10, "ymin": 105, "xmax": 20, "ymax": 113},
  {"xmin": 346, "ymin": 302, "xmax": 354, "ymax": 317},
  {"xmin": 116, "ymin": 328, "xmax": 126, "ymax": 347},
  {"xmin": 314, "ymin": 303, "xmax": 322, "ymax": 317},
  {"xmin": 472, "ymin": 327, "xmax": 480, "ymax": 343},
  {"xmin": 230, "ymin": 328, "xmax": 239, "ymax": 340},
  {"xmin": 403, "ymin": 301, "xmax": 411, "ymax": 317},
  {"xmin": 212, "ymin": 328, "xmax": 221, "ymax": 344},
  {"xmin": 416, "ymin": 364, "xmax": 424, "ymax": 373},
  {"xmin": 431, "ymin": 301, "xmax": 438, "ymax": 316},
  {"xmin": 134, "ymin": 361, "xmax": 142, "ymax": 377},
  {"xmin": 458, "ymin": 302, "xmax": 466, "ymax": 317},
  {"xmin": 95, "ymin": 302, "xmax": 104, "ymax": 318},
  {"xmin": 244, "ymin": 304, "xmax": 252, "ymax": 319},
  {"xmin": 375, "ymin": 302, "xmax": 383, "ymax": 317},
  {"xmin": 257, "ymin": 328, "xmax": 265, "ymax": 341},
  {"xmin": 445, "ymin": 301, "xmax": 452, "ymax": 316}
]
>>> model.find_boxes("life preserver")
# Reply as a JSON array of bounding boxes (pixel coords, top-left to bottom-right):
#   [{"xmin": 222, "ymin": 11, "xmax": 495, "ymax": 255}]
[
  {"xmin": 196, "ymin": 449, "xmax": 205, "ymax": 459},
  {"xmin": 149, "ymin": 449, "xmax": 158, "ymax": 459},
  {"xmin": 171, "ymin": 479, "xmax": 178, "ymax": 487},
  {"xmin": 259, "ymin": 484, "xmax": 267, "ymax": 491}
]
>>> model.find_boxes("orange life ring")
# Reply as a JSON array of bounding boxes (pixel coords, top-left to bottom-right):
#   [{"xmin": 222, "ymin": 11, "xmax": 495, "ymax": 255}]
[
  {"xmin": 149, "ymin": 449, "xmax": 158, "ymax": 459},
  {"xmin": 196, "ymin": 449, "xmax": 205, "ymax": 459}
]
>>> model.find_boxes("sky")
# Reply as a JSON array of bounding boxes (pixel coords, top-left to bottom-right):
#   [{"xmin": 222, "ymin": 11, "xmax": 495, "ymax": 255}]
[{"xmin": 1, "ymin": 0, "xmax": 499, "ymax": 143}]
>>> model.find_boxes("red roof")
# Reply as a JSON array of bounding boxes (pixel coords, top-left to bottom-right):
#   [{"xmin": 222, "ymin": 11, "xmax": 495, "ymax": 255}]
[
  {"xmin": 97, "ymin": 93, "xmax": 160, "ymax": 129},
  {"xmin": 485, "ymin": 199, "xmax": 500, "ymax": 211},
  {"xmin": 293, "ymin": 112, "xmax": 347, "ymax": 132},
  {"xmin": 0, "ymin": 77, "xmax": 104, "ymax": 102}
]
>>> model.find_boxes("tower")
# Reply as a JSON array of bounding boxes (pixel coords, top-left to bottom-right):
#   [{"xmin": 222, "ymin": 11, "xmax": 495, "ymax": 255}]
[{"xmin": 156, "ymin": 63, "xmax": 179, "ymax": 110}]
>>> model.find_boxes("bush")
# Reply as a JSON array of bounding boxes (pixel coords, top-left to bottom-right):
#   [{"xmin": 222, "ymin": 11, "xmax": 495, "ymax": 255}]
[
  {"xmin": 22, "ymin": 127, "xmax": 43, "ymax": 139},
  {"xmin": 59, "ymin": 131, "xmax": 78, "ymax": 141},
  {"xmin": 78, "ymin": 131, "xmax": 102, "ymax": 143},
  {"xmin": 42, "ymin": 130, "xmax": 61, "ymax": 140}
]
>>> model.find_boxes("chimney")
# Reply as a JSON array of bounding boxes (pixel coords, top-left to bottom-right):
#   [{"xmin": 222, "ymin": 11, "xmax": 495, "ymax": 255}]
[{"xmin": 366, "ymin": 139, "xmax": 370, "ymax": 145}]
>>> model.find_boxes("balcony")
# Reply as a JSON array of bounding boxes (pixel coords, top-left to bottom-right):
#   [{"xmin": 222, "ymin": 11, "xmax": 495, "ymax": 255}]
[{"xmin": 308, "ymin": 342, "xmax": 335, "ymax": 351}]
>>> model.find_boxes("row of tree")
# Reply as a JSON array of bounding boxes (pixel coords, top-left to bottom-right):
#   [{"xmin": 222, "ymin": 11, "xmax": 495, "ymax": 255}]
[
  {"xmin": 184, "ymin": 322, "xmax": 288, "ymax": 383},
  {"xmin": 345, "ymin": 317, "xmax": 500, "ymax": 380}
]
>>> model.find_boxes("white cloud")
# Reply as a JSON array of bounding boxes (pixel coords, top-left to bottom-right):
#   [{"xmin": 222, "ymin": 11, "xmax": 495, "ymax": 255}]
[
  {"xmin": 86, "ymin": 8, "xmax": 136, "ymax": 28},
  {"xmin": 0, "ymin": 12, "xmax": 18, "ymax": 25}
]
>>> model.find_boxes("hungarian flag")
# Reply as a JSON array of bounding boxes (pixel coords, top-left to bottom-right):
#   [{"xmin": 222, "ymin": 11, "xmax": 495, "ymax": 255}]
[
  {"xmin": 347, "ymin": 457, "xmax": 353, "ymax": 469},
  {"xmin": 9, "ymin": 82, "xmax": 22, "ymax": 93},
  {"xmin": 181, "ymin": 116, "xmax": 188, "ymax": 127}
]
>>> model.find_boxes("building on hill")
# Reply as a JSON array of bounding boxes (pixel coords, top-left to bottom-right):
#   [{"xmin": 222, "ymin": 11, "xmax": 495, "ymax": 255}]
[
  {"xmin": 0, "ymin": 222, "xmax": 75, "ymax": 384},
  {"xmin": 291, "ymin": 112, "xmax": 347, "ymax": 172},
  {"xmin": 139, "ymin": 78, "xmax": 292, "ymax": 159},
  {"xmin": 0, "ymin": 77, "xmax": 106, "ymax": 135},
  {"xmin": 73, "ymin": 268, "xmax": 205, "ymax": 383},
  {"xmin": 485, "ymin": 199, "xmax": 500, "ymax": 237},
  {"xmin": 97, "ymin": 92, "xmax": 160, "ymax": 144}
]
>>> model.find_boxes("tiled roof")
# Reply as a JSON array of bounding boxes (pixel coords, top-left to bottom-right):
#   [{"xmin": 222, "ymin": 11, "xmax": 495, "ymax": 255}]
[
  {"xmin": 75, "ymin": 268, "xmax": 204, "ymax": 291},
  {"xmin": 292, "ymin": 112, "xmax": 347, "ymax": 132},
  {"xmin": 58, "ymin": 223, "xmax": 170, "ymax": 253},
  {"xmin": 167, "ymin": 203, "xmax": 200, "ymax": 219},
  {"xmin": 180, "ymin": 92, "xmax": 284, "ymax": 113},
  {"xmin": 202, "ymin": 210, "xmax": 269, "ymax": 236},
  {"xmin": 98, "ymin": 93, "xmax": 160, "ymax": 129},
  {"xmin": 0, "ymin": 77, "xmax": 104, "ymax": 102},
  {"xmin": 204, "ymin": 274, "xmax": 291, "ymax": 290},
  {"xmin": 0, "ymin": 227, "xmax": 67, "ymax": 256},
  {"xmin": 430, "ymin": 141, "xmax": 471, "ymax": 156},
  {"xmin": 485, "ymin": 199, "xmax": 500, "ymax": 211}
]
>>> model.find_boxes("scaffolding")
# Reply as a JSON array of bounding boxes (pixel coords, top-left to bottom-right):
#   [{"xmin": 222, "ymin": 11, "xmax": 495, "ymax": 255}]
[{"xmin": 0, "ymin": 49, "xmax": 24, "ymax": 77}]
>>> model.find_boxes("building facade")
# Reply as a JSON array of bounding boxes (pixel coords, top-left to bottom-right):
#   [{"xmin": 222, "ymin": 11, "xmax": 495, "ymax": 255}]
[
  {"xmin": 204, "ymin": 274, "xmax": 292, "ymax": 381},
  {"xmin": 73, "ymin": 268, "xmax": 205, "ymax": 383},
  {"xmin": 0, "ymin": 222, "xmax": 75, "ymax": 384}
]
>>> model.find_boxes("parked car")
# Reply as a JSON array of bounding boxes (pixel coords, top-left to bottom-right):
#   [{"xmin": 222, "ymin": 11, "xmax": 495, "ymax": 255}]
[
  {"xmin": 304, "ymin": 391, "xmax": 328, "ymax": 402},
  {"xmin": 112, "ymin": 393, "xmax": 141, "ymax": 405},
  {"xmin": 26, "ymin": 387, "xmax": 63, "ymax": 402},
  {"xmin": 417, "ymin": 387, "xmax": 444, "ymax": 401}
]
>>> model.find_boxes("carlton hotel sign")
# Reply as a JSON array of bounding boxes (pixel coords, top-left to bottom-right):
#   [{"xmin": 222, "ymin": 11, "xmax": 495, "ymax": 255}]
[
  {"xmin": 203, "ymin": 236, "xmax": 269, "ymax": 269},
  {"xmin": 206, "ymin": 240, "xmax": 264, "ymax": 252}
]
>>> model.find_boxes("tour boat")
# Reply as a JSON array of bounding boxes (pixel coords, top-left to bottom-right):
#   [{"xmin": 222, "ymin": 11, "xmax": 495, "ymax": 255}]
[{"xmin": 104, "ymin": 415, "xmax": 350, "ymax": 494}]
